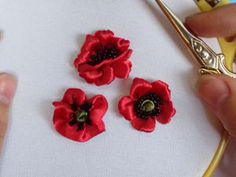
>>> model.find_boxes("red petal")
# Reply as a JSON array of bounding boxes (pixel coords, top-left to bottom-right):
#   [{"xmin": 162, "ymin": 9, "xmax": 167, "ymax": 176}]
[
  {"xmin": 74, "ymin": 51, "xmax": 90, "ymax": 68},
  {"xmin": 76, "ymin": 122, "xmax": 105, "ymax": 142},
  {"xmin": 118, "ymin": 96, "xmax": 135, "ymax": 121},
  {"xmin": 77, "ymin": 63, "xmax": 97, "ymax": 72},
  {"xmin": 151, "ymin": 80, "xmax": 171, "ymax": 101},
  {"xmin": 95, "ymin": 30, "xmax": 114, "ymax": 45},
  {"xmin": 130, "ymin": 78, "xmax": 152, "ymax": 99},
  {"xmin": 116, "ymin": 38, "xmax": 130, "ymax": 52},
  {"xmin": 62, "ymin": 88, "xmax": 86, "ymax": 106},
  {"xmin": 53, "ymin": 107, "xmax": 73, "ymax": 123},
  {"xmin": 54, "ymin": 119, "xmax": 76, "ymax": 137},
  {"xmin": 131, "ymin": 117, "xmax": 156, "ymax": 132},
  {"xmin": 157, "ymin": 101, "xmax": 176, "ymax": 124},
  {"xmin": 113, "ymin": 49, "xmax": 132, "ymax": 63},
  {"xmin": 94, "ymin": 66, "xmax": 114, "ymax": 86},
  {"xmin": 88, "ymin": 95, "xmax": 108, "ymax": 126},
  {"xmin": 74, "ymin": 34, "xmax": 100, "ymax": 69},
  {"xmin": 112, "ymin": 61, "xmax": 132, "ymax": 78},
  {"xmin": 80, "ymin": 34, "xmax": 100, "ymax": 52},
  {"xmin": 79, "ymin": 70, "xmax": 103, "ymax": 83},
  {"xmin": 53, "ymin": 101, "xmax": 71, "ymax": 109},
  {"xmin": 54, "ymin": 120, "xmax": 105, "ymax": 142}
]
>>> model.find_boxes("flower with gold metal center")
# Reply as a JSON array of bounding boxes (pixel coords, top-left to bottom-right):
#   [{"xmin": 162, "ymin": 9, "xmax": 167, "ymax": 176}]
[
  {"xmin": 134, "ymin": 93, "xmax": 163, "ymax": 120},
  {"xmin": 52, "ymin": 88, "xmax": 108, "ymax": 142},
  {"xmin": 118, "ymin": 78, "xmax": 176, "ymax": 132}
]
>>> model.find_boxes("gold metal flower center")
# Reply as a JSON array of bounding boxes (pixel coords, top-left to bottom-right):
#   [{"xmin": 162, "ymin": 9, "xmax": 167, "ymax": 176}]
[
  {"xmin": 141, "ymin": 100, "xmax": 155, "ymax": 113},
  {"xmin": 75, "ymin": 110, "xmax": 88, "ymax": 123}
]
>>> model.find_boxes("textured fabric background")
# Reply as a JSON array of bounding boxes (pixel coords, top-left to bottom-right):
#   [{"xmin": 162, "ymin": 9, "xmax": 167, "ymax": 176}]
[{"xmin": 0, "ymin": 0, "xmax": 227, "ymax": 177}]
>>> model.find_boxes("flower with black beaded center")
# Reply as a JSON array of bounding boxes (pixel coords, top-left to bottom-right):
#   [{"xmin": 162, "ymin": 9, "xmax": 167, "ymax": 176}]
[
  {"xmin": 88, "ymin": 46, "xmax": 120, "ymax": 66},
  {"xmin": 134, "ymin": 93, "xmax": 163, "ymax": 120}
]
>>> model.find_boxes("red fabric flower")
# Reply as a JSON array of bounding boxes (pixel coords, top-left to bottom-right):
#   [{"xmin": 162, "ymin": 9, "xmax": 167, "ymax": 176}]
[
  {"xmin": 118, "ymin": 78, "xmax": 176, "ymax": 132},
  {"xmin": 74, "ymin": 30, "xmax": 132, "ymax": 86},
  {"xmin": 52, "ymin": 88, "xmax": 108, "ymax": 142}
]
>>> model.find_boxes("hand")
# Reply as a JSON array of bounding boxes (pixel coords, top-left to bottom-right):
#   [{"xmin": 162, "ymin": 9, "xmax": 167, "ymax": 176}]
[
  {"xmin": 0, "ymin": 73, "xmax": 16, "ymax": 152},
  {"xmin": 185, "ymin": 5, "xmax": 236, "ymax": 138}
]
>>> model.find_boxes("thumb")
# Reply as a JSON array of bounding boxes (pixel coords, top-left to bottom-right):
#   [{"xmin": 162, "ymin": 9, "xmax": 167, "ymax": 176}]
[
  {"xmin": 0, "ymin": 73, "xmax": 17, "ymax": 152},
  {"xmin": 197, "ymin": 75, "xmax": 236, "ymax": 138}
]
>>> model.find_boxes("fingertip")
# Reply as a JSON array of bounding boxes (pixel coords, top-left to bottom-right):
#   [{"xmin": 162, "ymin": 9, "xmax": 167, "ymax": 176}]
[
  {"xmin": 196, "ymin": 75, "xmax": 216, "ymax": 94},
  {"xmin": 0, "ymin": 73, "xmax": 17, "ymax": 152},
  {"xmin": 196, "ymin": 75, "xmax": 229, "ymax": 109},
  {"xmin": 185, "ymin": 14, "xmax": 203, "ymax": 36},
  {"xmin": 225, "ymin": 36, "xmax": 236, "ymax": 42},
  {"xmin": 185, "ymin": 13, "xmax": 216, "ymax": 37},
  {"xmin": 196, "ymin": 75, "xmax": 236, "ymax": 138},
  {"xmin": 185, "ymin": 4, "xmax": 236, "ymax": 38},
  {"xmin": 0, "ymin": 73, "xmax": 17, "ymax": 106}
]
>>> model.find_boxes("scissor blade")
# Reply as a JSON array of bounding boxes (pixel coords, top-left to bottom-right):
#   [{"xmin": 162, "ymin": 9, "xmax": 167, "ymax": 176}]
[
  {"xmin": 155, "ymin": 0, "xmax": 193, "ymax": 46},
  {"xmin": 154, "ymin": 0, "xmax": 216, "ymax": 67}
]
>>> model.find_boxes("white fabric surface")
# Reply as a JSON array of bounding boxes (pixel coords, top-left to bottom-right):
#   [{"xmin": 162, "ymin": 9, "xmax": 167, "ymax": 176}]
[{"xmin": 0, "ymin": 0, "xmax": 225, "ymax": 177}]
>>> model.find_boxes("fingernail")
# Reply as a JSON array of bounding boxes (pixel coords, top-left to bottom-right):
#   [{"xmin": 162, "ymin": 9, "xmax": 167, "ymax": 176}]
[
  {"xmin": 197, "ymin": 75, "xmax": 229, "ymax": 110},
  {"xmin": 0, "ymin": 73, "xmax": 17, "ymax": 105}
]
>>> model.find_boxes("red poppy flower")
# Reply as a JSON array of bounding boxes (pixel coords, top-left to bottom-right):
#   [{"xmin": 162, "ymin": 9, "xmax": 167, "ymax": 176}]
[
  {"xmin": 118, "ymin": 78, "xmax": 176, "ymax": 132},
  {"xmin": 74, "ymin": 30, "xmax": 132, "ymax": 86},
  {"xmin": 52, "ymin": 88, "xmax": 108, "ymax": 142}
]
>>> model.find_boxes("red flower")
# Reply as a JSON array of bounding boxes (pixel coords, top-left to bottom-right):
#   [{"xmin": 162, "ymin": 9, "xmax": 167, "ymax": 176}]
[
  {"xmin": 118, "ymin": 78, "xmax": 176, "ymax": 132},
  {"xmin": 52, "ymin": 88, "xmax": 108, "ymax": 142},
  {"xmin": 74, "ymin": 30, "xmax": 132, "ymax": 86}
]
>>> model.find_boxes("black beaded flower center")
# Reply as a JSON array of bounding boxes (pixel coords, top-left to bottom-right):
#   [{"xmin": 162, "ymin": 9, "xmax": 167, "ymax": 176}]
[
  {"xmin": 69, "ymin": 102, "xmax": 92, "ymax": 131},
  {"xmin": 134, "ymin": 93, "xmax": 163, "ymax": 120},
  {"xmin": 88, "ymin": 46, "xmax": 120, "ymax": 66}
]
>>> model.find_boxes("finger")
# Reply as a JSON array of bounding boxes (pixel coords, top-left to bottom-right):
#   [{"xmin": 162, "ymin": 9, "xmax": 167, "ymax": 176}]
[
  {"xmin": 185, "ymin": 4, "xmax": 236, "ymax": 38},
  {"xmin": 0, "ymin": 73, "xmax": 17, "ymax": 152},
  {"xmin": 225, "ymin": 36, "xmax": 236, "ymax": 42},
  {"xmin": 196, "ymin": 75, "xmax": 236, "ymax": 138}
]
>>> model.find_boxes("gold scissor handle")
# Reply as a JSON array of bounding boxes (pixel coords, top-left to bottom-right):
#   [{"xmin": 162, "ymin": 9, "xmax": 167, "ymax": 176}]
[
  {"xmin": 190, "ymin": 36, "xmax": 236, "ymax": 78},
  {"xmin": 155, "ymin": 0, "xmax": 236, "ymax": 78}
]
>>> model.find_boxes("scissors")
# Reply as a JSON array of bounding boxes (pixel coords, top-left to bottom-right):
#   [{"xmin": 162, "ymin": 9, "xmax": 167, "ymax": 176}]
[
  {"xmin": 155, "ymin": 1, "xmax": 233, "ymax": 176},
  {"xmin": 155, "ymin": 0, "xmax": 236, "ymax": 78}
]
